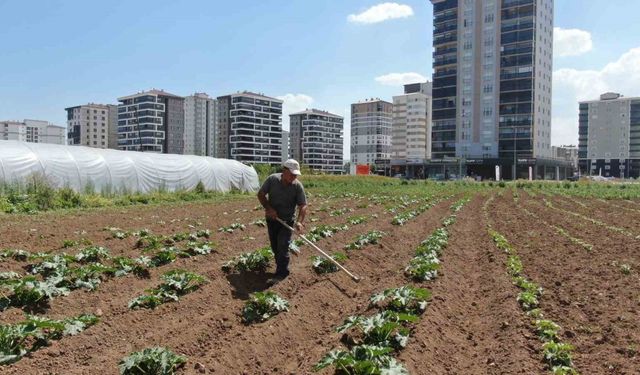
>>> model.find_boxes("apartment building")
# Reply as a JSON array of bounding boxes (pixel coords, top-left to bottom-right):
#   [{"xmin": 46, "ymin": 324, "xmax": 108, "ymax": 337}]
[
  {"xmin": 216, "ymin": 91, "xmax": 283, "ymax": 164},
  {"xmin": 117, "ymin": 89, "xmax": 185, "ymax": 153},
  {"xmin": 282, "ymin": 130, "xmax": 290, "ymax": 163},
  {"xmin": 0, "ymin": 119, "xmax": 66, "ymax": 145},
  {"xmin": 578, "ymin": 92, "xmax": 640, "ymax": 178},
  {"xmin": 430, "ymin": 0, "xmax": 556, "ymax": 179},
  {"xmin": 184, "ymin": 93, "xmax": 217, "ymax": 156},
  {"xmin": 392, "ymin": 82, "xmax": 433, "ymax": 161},
  {"xmin": 65, "ymin": 103, "xmax": 118, "ymax": 149},
  {"xmin": 290, "ymin": 109, "xmax": 344, "ymax": 174},
  {"xmin": 350, "ymin": 99, "xmax": 393, "ymax": 167}
]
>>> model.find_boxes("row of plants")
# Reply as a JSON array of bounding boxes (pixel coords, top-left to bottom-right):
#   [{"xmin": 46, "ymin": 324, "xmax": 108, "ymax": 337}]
[
  {"xmin": 0, "ymin": 229, "xmax": 216, "ymax": 311},
  {"xmin": 488, "ymin": 230, "xmax": 578, "ymax": 375},
  {"xmin": 312, "ymin": 197, "xmax": 469, "ymax": 374},
  {"xmin": 511, "ymin": 190, "xmax": 594, "ymax": 252},
  {"xmin": 314, "ymin": 285, "xmax": 431, "ymax": 374},
  {"xmin": 0, "ymin": 176, "xmax": 242, "ymax": 214},
  {"xmin": 403, "ymin": 198, "xmax": 468, "ymax": 282},
  {"xmin": 539, "ymin": 197, "xmax": 639, "ymax": 239}
]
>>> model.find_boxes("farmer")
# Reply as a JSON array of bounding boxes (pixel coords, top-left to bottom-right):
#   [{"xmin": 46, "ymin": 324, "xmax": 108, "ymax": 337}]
[{"xmin": 257, "ymin": 159, "xmax": 307, "ymax": 283}]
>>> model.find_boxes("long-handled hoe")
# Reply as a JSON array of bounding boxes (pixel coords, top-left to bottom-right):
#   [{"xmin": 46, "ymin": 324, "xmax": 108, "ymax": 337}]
[{"xmin": 276, "ymin": 218, "xmax": 361, "ymax": 282}]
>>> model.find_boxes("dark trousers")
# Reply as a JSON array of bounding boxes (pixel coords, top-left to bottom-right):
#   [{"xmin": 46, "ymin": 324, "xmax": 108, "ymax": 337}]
[{"xmin": 266, "ymin": 219, "xmax": 293, "ymax": 276}]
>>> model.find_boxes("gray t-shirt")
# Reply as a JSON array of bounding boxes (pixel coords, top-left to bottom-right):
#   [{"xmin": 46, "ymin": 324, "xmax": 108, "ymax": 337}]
[{"xmin": 259, "ymin": 173, "xmax": 307, "ymax": 221}]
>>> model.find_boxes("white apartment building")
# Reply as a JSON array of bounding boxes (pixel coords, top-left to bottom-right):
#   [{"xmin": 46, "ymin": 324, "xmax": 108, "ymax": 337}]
[
  {"xmin": 350, "ymin": 99, "xmax": 393, "ymax": 166},
  {"xmin": 216, "ymin": 91, "xmax": 283, "ymax": 164},
  {"xmin": 392, "ymin": 82, "xmax": 433, "ymax": 161},
  {"xmin": 290, "ymin": 109, "xmax": 344, "ymax": 174},
  {"xmin": 184, "ymin": 93, "xmax": 217, "ymax": 156},
  {"xmin": 578, "ymin": 92, "xmax": 640, "ymax": 178},
  {"xmin": 0, "ymin": 119, "xmax": 66, "ymax": 145},
  {"xmin": 65, "ymin": 103, "xmax": 118, "ymax": 149}
]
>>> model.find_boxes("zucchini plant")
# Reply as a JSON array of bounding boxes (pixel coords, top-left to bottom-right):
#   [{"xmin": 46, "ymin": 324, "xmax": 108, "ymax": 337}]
[
  {"xmin": 128, "ymin": 270, "xmax": 208, "ymax": 309},
  {"xmin": 0, "ymin": 314, "xmax": 98, "ymax": 365},
  {"xmin": 242, "ymin": 291, "xmax": 289, "ymax": 323},
  {"xmin": 222, "ymin": 246, "xmax": 274, "ymax": 273},
  {"xmin": 313, "ymin": 345, "xmax": 408, "ymax": 374},
  {"xmin": 118, "ymin": 346, "xmax": 186, "ymax": 375},
  {"xmin": 311, "ymin": 253, "xmax": 348, "ymax": 274},
  {"xmin": 344, "ymin": 230, "xmax": 385, "ymax": 250}
]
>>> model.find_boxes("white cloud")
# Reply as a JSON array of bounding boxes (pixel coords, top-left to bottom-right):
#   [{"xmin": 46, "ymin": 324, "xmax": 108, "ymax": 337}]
[
  {"xmin": 348, "ymin": 3, "xmax": 414, "ymax": 24},
  {"xmin": 276, "ymin": 93, "xmax": 314, "ymax": 131},
  {"xmin": 554, "ymin": 27, "xmax": 593, "ymax": 57},
  {"xmin": 375, "ymin": 72, "xmax": 426, "ymax": 86},
  {"xmin": 552, "ymin": 47, "xmax": 640, "ymax": 145}
]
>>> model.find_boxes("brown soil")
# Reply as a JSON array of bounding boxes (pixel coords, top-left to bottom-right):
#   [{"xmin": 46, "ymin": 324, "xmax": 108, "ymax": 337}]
[
  {"xmin": 490, "ymin": 190, "xmax": 640, "ymax": 374},
  {"xmin": 1, "ymin": 190, "xmax": 638, "ymax": 374}
]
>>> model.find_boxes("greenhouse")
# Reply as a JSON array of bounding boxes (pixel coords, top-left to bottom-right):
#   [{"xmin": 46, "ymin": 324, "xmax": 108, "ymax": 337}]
[{"xmin": 0, "ymin": 140, "xmax": 259, "ymax": 193}]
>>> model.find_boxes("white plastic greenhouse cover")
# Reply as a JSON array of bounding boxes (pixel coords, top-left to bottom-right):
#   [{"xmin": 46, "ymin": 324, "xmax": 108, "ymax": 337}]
[{"xmin": 0, "ymin": 140, "xmax": 259, "ymax": 193}]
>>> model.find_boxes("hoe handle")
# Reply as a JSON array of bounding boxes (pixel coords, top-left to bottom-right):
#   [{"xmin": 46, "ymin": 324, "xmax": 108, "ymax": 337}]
[{"xmin": 275, "ymin": 218, "xmax": 361, "ymax": 282}]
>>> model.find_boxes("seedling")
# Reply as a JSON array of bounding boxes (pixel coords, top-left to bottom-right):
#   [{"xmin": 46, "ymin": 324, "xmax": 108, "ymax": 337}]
[
  {"xmin": 542, "ymin": 341, "xmax": 574, "ymax": 368},
  {"xmin": 222, "ymin": 247, "xmax": 274, "ymax": 273},
  {"xmin": 128, "ymin": 270, "xmax": 207, "ymax": 309},
  {"xmin": 345, "ymin": 230, "xmax": 385, "ymax": 250},
  {"xmin": 347, "ymin": 216, "xmax": 367, "ymax": 225},
  {"xmin": 118, "ymin": 347, "xmax": 186, "ymax": 375},
  {"xmin": 369, "ymin": 286, "xmax": 431, "ymax": 315},
  {"xmin": 313, "ymin": 345, "xmax": 408, "ymax": 374},
  {"xmin": 242, "ymin": 291, "xmax": 289, "ymax": 323},
  {"xmin": 311, "ymin": 253, "xmax": 348, "ymax": 274},
  {"xmin": 535, "ymin": 319, "xmax": 560, "ymax": 342},
  {"xmin": 336, "ymin": 311, "xmax": 418, "ymax": 350},
  {"xmin": 0, "ymin": 314, "xmax": 98, "ymax": 365},
  {"xmin": 218, "ymin": 222, "xmax": 245, "ymax": 233}
]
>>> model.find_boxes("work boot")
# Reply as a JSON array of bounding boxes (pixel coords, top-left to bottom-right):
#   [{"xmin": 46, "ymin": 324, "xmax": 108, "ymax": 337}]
[{"xmin": 266, "ymin": 272, "xmax": 288, "ymax": 286}]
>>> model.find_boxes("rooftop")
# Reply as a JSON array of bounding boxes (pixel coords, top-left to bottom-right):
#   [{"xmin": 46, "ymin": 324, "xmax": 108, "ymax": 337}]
[
  {"xmin": 290, "ymin": 108, "xmax": 343, "ymax": 118},
  {"xmin": 118, "ymin": 89, "xmax": 183, "ymax": 101},
  {"xmin": 231, "ymin": 91, "xmax": 283, "ymax": 102}
]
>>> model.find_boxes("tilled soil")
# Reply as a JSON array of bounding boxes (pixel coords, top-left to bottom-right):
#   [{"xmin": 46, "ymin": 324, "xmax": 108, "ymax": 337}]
[
  {"xmin": 490, "ymin": 191, "xmax": 640, "ymax": 375},
  {"xmin": 1, "ymin": 190, "xmax": 639, "ymax": 374}
]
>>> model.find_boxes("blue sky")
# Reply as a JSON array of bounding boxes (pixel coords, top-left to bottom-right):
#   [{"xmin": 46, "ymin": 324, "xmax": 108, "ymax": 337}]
[{"xmin": 1, "ymin": 0, "xmax": 639, "ymax": 159}]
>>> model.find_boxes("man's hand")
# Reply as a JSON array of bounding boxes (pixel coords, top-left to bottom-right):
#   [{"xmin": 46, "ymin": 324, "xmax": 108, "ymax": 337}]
[
  {"xmin": 265, "ymin": 207, "xmax": 277, "ymax": 219},
  {"xmin": 295, "ymin": 221, "xmax": 305, "ymax": 232}
]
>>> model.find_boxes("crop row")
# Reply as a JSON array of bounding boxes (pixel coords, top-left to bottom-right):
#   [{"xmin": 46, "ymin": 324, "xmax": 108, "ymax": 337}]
[
  {"xmin": 312, "ymin": 197, "xmax": 469, "ymax": 373},
  {"xmin": 0, "ymin": 228, "xmax": 215, "ymax": 312},
  {"xmin": 488, "ymin": 229, "xmax": 579, "ymax": 375}
]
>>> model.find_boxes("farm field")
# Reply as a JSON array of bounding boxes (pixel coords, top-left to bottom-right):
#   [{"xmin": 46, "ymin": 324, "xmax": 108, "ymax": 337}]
[{"xmin": 1, "ymin": 177, "xmax": 639, "ymax": 374}]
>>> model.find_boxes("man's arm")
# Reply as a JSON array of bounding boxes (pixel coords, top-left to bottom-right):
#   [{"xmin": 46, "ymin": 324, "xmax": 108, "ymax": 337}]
[
  {"xmin": 257, "ymin": 190, "xmax": 277, "ymax": 219},
  {"xmin": 295, "ymin": 203, "xmax": 307, "ymax": 232}
]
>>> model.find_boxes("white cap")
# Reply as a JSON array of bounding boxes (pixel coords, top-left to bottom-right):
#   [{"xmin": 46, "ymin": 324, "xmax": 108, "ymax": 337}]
[{"xmin": 283, "ymin": 159, "xmax": 301, "ymax": 176}]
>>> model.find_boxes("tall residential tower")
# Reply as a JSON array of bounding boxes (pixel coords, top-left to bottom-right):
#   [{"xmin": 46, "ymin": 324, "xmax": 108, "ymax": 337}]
[
  {"xmin": 216, "ymin": 91, "xmax": 283, "ymax": 164},
  {"xmin": 290, "ymin": 109, "xmax": 344, "ymax": 174},
  {"xmin": 350, "ymin": 99, "xmax": 393, "ymax": 167},
  {"xmin": 184, "ymin": 93, "xmax": 217, "ymax": 156},
  {"xmin": 431, "ymin": 0, "xmax": 554, "ymax": 179},
  {"xmin": 117, "ymin": 89, "xmax": 185, "ymax": 153},
  {"xmin": 392, "ymin": 82, "xmax": 433, "ymax": 161}
]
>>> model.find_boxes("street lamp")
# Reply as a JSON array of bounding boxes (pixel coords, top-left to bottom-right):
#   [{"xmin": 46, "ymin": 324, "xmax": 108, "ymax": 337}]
[{"xmin": 512, "ymin": 126, "xmax": 516, "ymax": 180}]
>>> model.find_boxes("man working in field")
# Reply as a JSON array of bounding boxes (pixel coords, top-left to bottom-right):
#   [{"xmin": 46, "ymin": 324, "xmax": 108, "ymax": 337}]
[{"xmin": 257, "ymin": 159, "xmax": 307, "ymax": 284}]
